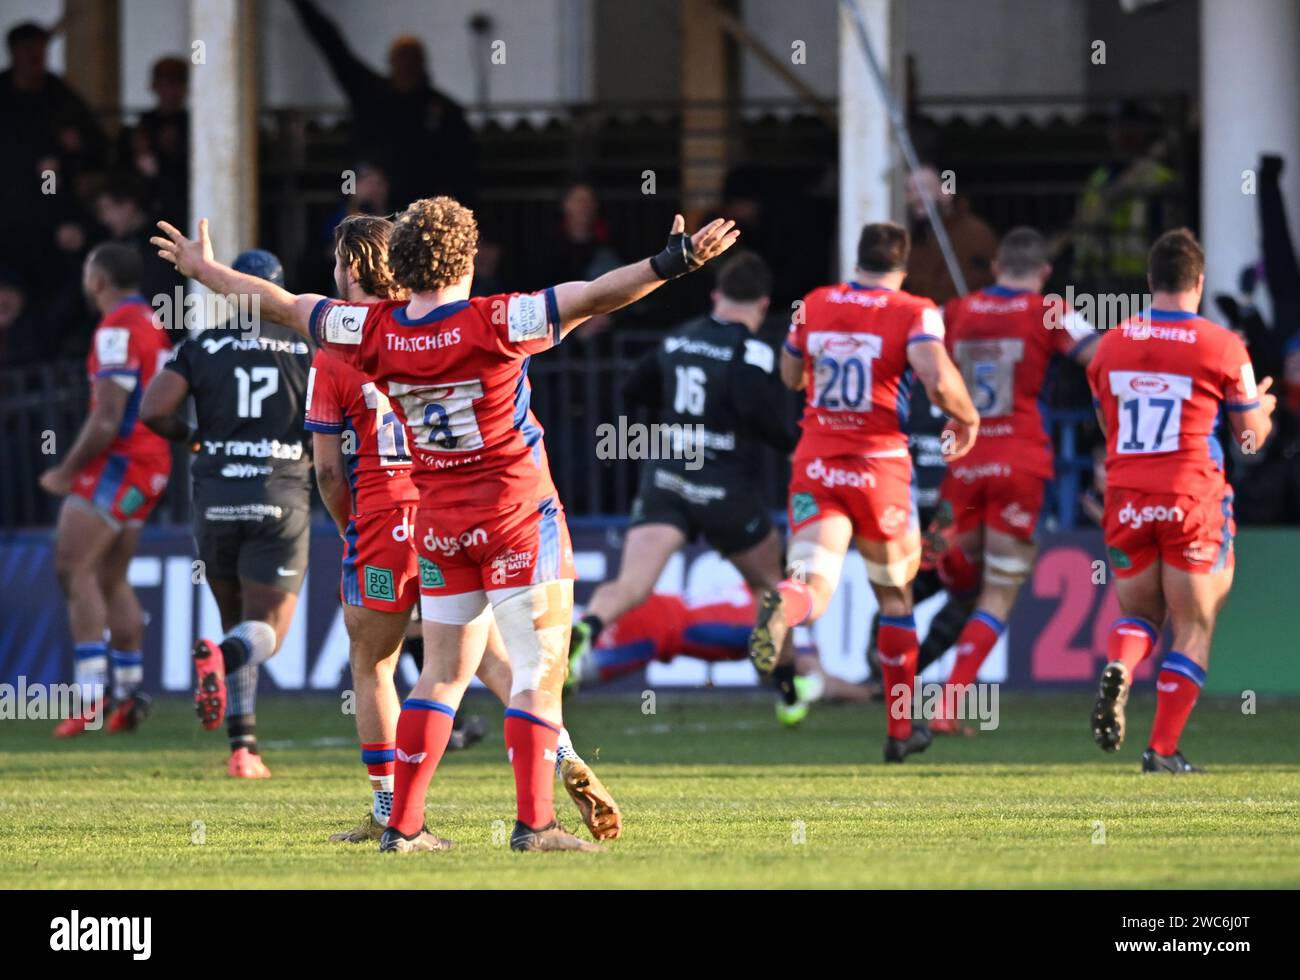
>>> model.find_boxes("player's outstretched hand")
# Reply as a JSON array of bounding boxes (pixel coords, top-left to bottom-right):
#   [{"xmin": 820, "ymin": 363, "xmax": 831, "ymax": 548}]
[
  {"xmin": 150, "ymin": 218, "xmax": 214, "ymax": 280},
  {"xmin": 942, "ymin": 416, "xmax": 979, "ymax": 462},
  {"xmin": 686, "ymin": 214, "xmax": 741, "ymax": 264},
  {"xmin": 650, "ymin": 214, "xmax": 740, "ymax": 279},
  {"xmin": 1257, "ymin": 375, "xmax": 1277, "ymax": 418}
]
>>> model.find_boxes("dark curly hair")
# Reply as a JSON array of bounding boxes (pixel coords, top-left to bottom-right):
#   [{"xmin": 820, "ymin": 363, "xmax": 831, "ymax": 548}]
[{"xmin": 388, "ymin": 196, "xmax": 478, "ymax": 292}]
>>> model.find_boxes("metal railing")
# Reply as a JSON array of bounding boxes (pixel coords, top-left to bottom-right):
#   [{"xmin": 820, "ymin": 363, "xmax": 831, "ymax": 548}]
[{"xmin": 1, "ymin": 333, "xmax": 1102, "ymax": 531}]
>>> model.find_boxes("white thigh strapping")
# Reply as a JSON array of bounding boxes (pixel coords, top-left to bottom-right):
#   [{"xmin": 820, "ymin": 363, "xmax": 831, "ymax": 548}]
[
  {"xmin": 420, "ymin": 590, "xmax": 491, "ymax": 626},
  {"xmin": 864, "ymin": 551, "xmax": 921, "ymax": 588},
  {"xmin": 786, "ymin": 540, "xmax": 846, "ymax": 595},
  {"xmin": 984, "ymin": 552, "xmax": 1031, "ymax": 586},
  {"xmin": 488, "ymin": 581, "xmax": 573, "ymax": 696}
]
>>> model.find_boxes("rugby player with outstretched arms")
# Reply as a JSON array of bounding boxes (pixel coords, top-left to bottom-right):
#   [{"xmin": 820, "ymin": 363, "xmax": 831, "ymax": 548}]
[
  {"xmin": 153, "ymin": 201, "xmax": 737, "ymax": 851},
  {"xmin": 42, "ymin": 244, "xmax": 173, "ymax": 737},
  {"xmin": 749, "ymin": 221, "xmax": 980, "ymax": 763},
  {"xmin": 1087, "ymin": 229, "xmax": 1274, "ymax": 773},
  {"xmin": 310, "ymin": 214, "xmax": 619, "ymax": 843},
  {"xmin": 140, "ymin": 249, "xmax": 313, "ymax": 779}
]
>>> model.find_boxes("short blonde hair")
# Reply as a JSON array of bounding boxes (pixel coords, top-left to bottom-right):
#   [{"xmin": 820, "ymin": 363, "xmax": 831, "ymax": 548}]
[{"xmin": 389, "ymin": 196, "xmax": 478, "ymax": 292}]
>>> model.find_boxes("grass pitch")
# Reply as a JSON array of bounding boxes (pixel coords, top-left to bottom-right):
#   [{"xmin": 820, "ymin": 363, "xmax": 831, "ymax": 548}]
[{"xmin": 1, "ymin": 692, "xmax": 1298, "ymax": 889}]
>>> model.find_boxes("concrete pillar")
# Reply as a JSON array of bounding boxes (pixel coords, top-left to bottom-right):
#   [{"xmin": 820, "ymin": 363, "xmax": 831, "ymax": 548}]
[
  {"xmin": 1200, "ymin": 0, "xmax": 1300, "ymax": 306},
  {"xmin": 189, "ymin": 0, "xmax": 258, "ymax": 264},
  {"xmin": 837, "ymin": 0, "xmax": 895, "ymax": 281}
]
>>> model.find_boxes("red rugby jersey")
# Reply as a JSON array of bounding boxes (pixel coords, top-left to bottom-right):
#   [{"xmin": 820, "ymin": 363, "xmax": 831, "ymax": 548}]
[
  {"xmin": 1087, "ymin": 310, "xmax": 1257, "ymax": 495},
  {"xmin": 86, "ymin": 296, "xmax": 172, "ymax": 462},
  {"xmin": 784, "ymin": 283, "xmax": 944, "ymax": 461},
  {"xmin": 304, "ymin": 348, "xmax": 419, "ymax": 515},
  {"xmin": 310, "ymin": 289, "xmax": 561, "ymax": 509},
  {"xmin": 943, "ymin": 285, "xmax": 1096, "ymax": 478}
]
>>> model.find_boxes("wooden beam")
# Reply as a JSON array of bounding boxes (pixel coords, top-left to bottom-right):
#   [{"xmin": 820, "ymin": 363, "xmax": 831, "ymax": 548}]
[
  {"xmin": 61, "ymin": 0, "xmax": 120, "ymax": 137},
  {"xmin": 679, "ymin": 0, "xmax": 730, "ymax": 224},
  {"xmin": 712, "ymin": 6, "xmax": 836, "ymax": 127}
]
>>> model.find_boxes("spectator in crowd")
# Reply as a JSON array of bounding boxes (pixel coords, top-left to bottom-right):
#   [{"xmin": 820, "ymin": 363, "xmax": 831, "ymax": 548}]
[
  {"xmin": 0, "ymin": 21, "xmax": 107, "ymax": 309},
  {"xmin": 117, "ymin": 56, "xmax": 189, "ymax": 229},
  {"xmin": 902, "ymin": 164, "xmax": 996, "ymax": 305},
  {"xmin": 0, "ymin": 266, "xmax": 44, "ymax": 371},
  {"xmin": 93, "ymin": 176, "xmax": 184, "ymax": 309},
  {"xmin": 301, "ymin": 160, "xmax": 396, "ymax": 296},
  {"xmin": 1069, "ymin": 102, "xmax": 1179, "ymax": 288},
  {"xmin": 523, "ymin": 182, "xmax": 622, "ymax": 340},
  {"xmin": 1219, "ymin": 154, "xmax": 1300, "ymax": 524},
  {"xmin": 288, "ymin": 0, "xmax": 477, "ymax": 207}
]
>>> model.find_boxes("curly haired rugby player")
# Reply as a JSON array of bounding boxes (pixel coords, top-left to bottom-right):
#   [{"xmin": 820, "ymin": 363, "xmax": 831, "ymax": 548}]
[
  {"xmin": 153, "ymin": 200, "xmax": 737, "ymax": 851},
  {"xmin": 310, "ymin": 215, "xmax": 619, "ymax": 842}
]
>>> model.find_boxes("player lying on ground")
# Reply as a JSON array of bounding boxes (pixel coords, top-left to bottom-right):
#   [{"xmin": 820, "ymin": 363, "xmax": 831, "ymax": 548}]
[
  {"xmin": 926, "ymin": 227, "xmax": 1099, "ymax": 735},
  {"xmin": 569, "ymin": 252, "xmax": 801, "ymax": 704},
  {"xmin": 153, "ymin": 200, "xmax": 737, "ymax": 851},
  {"xmin": 749, "ymin": 221, "xmax": 980, "ymax": 763},
  {"xmin": 41, "ymin": 244, "xmax": 172, "ymax": 737},
  {"xmin": 141, "ymin": 250, "xmax": 313, "ymax": 778},
  {"xmin": 309, "ymin": 215, "xmax": 618, "ymax": 841},
  {"xmin": 1087, "ymin": 228, "xmax": 1274, "ymax": 773},
  {"xmin": 568, "ymin": 585, "xmax": 878, "ymax": 725}
]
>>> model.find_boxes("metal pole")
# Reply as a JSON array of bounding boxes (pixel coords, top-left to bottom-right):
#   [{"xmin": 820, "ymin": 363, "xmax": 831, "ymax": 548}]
[{"xmin": 840, "ymin": 0, "xmax": 968, "ymax": 296}]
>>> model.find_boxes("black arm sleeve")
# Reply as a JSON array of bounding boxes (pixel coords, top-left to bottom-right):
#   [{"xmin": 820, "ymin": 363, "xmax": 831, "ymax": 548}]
[
  {"xmin": 621, "ymin": 349, "xmax": 662, "ymax": 414},
  {"xmin": 733, "ymin": 361, "xmax": 799, "ymax": 454},
  {"xmin": 1259, "ymin": 158, "xmax": 1300, "ymax": 311},
  {"xmin": 288, "ymin": 0, "xmax": 382, "ymax": 108}
]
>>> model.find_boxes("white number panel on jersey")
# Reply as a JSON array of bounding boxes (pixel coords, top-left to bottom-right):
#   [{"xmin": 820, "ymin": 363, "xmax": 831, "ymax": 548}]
[
  {"xmin": 234, "ymin": 366, "xmax": 279, "ymax": 418},
  {"xmin": 362, "ymin": 382, "xmax": 412, "ymax": 466},
  {"xmin": 387, "ymin": 379, "xmax": 486, "ymax": 453},
  {"xmin": 953, "ymin": 338, "xmax": 1025, "ymax": 419},
  {"xmin": 673, "ymin": 365, "xmax": 708, "ymax": 416},
  {"xmin": 1108, "ymin": 371, "xmax": 1193, "ymax": 454},
  {"xmin": 807, "ymin": 331, "xmax": 882, "ymax": 412}
]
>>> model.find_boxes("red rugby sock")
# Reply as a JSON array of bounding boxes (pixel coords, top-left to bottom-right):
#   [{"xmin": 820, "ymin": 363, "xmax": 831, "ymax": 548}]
[
  {"xmin": 944, "ymin": 611, "xmax": 1004, "ymax": 693},
  {"xmin": 877, "ymin": 616, "xmax": 919, "ymax": 739},
  {"xmin": 505, "ymin": 709, "xmax": 560, "ymax": 829},
  {"xmin": 388, "ymin": 700, "xmax": 455, "ymax": 837},
  {"xmin": 776, "ymin": 579, "xmax": 813, "ymax": 626},
  {"xmin": 1149, "ymin": 654, "xmax": 1204, "ymax": 756},
  {"xmin": 1107, "ymin": 616, "xmax": 1158, "ymax": 674}
]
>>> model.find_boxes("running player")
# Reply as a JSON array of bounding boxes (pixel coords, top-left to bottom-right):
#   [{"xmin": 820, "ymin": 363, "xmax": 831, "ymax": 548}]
[
  {"xmin": 140, "ymin": 249, "xmax": 313, "ymax": 778},
  {"xmin": 568, "ymin": 252, "xmax": 800, "ymax": 704},
  {"xmin": 569, "ymin": 585, "xmax": 879, "ymax": 719},
  {"xmin": 40, "ymin": 244, "xmax": 173, "ymax": 737},
  {"xmin": 749, "ymin": 221, "xmax": 980, "ymax": 763},
  {"xmin": 928, "ymin": 227, "xmax": 1098, "ymax": 734},
  {"xmin": 311, "ymin": 215, "xmax": 619, "ymax": 842},
  {"xmin": 152, "ymin": 200, "xmax": 737, "ymax": 851},
  {"xmin": 1087, "ymin": 229, "xmax": 1273, "ymax": 773}
]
